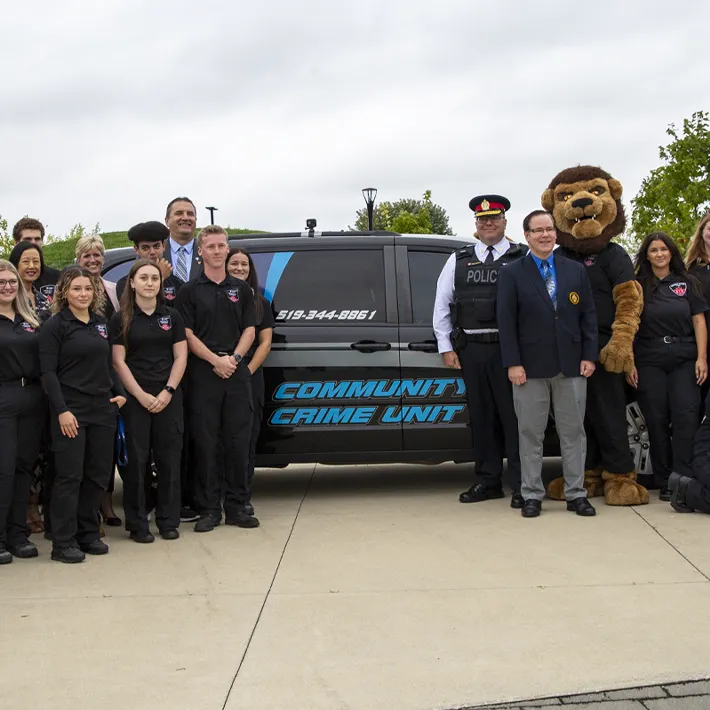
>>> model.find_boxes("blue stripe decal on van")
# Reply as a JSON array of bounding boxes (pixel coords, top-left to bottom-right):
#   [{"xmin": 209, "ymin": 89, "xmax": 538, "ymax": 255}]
[{"xmin": 263, "ymin": 252, "xmax": 294, "ymax": 303}]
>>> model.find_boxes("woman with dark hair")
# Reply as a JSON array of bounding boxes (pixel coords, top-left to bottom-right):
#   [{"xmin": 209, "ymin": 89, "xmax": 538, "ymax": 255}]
[
  {"xmin": 0, "ymin": 260, "xmax": 44, "ymax": 563},
  {"xmin": 110, "ymin": 259, "xmax": 187, "ymax": 542},
  {"xmin": 627, "ymin": 231, "xmax": 708, "ymax": 500},
  {"xmin": 39, "ymin": 266, "xmax": 126, "ymax": 563},
  {"xmin": 9, "ymin": 241, "xmax": 52, "ymax": 321},
  {"xmin": 226, "ymin": 248, "xmax": 273, "ymax": 512}
]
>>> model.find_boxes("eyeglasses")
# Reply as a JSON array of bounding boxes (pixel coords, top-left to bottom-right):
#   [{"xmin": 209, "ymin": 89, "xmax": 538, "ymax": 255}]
[
  {"xmin": 475, "ymin": 216, "xmax": 504, "ymax": 224},
  {"xmin": 528, "ymin": 227, "xmax": 556, "ymax": 235},
  {"xmin": 0, "ymin": 279, "xmax": 19, "ymax": 289}
]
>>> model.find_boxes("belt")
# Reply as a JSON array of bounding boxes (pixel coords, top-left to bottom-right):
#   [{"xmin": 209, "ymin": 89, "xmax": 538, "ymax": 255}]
[
  {"xmin": 0, "ymin": 377, "xmax": 40, "ymax": 387},
  {"xmin": 466, "ymin": 332, "xmax": 499, "ymax": 344},
  {"xmin": 639, "ymin": 336, "xmax": 695, "ymax": 344}
]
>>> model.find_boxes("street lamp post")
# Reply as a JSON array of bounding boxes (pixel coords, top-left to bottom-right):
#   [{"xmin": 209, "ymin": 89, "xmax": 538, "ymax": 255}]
[
  {"xmin": 206, "ymin": 206, "xmax": 218, "ymax": 225},
  {"xmin": 362, "ymin": 187, "xmax": 377, "ymax": 231}
]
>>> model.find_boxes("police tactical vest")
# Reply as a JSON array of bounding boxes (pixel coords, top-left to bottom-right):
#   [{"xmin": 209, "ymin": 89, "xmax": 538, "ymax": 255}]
[{"xmin": 450, "ymin": 242, "xmax": 528, "ymax": 330}]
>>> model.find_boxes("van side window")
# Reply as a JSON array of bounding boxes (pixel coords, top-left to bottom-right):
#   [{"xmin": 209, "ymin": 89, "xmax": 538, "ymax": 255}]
[
  {"xmin": 258, "ymin": 249, "xmax": 386, "ymax": 323},
  {"xmin": 408, "ymin": 250, "xmax": 451, "ymax": 325}
]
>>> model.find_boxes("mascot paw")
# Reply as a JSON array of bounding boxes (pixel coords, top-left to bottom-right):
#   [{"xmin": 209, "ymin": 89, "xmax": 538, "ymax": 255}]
[
  {"xmin": 584, "ymin": 468, "xmax": 605, "ymax": 498},
  {"xmin": 599, "ymin": 342, "xmax": 631, "ymax": 374},
  {"xmin": 602, "ymin": 471, "xmax": 649, "ymax": 506},
  {"xmin": 546, "ymin": 477, "xmax": 566, "ymax": 501}
]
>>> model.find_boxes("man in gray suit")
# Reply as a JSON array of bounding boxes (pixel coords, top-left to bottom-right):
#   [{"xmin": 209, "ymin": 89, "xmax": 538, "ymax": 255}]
[
  {"xmin": 164, "ymin": 197, "xmax": 201, "ymax": 283},
  {"xmin": 497, "ymin": 210, "xmax": 598, "ymax": 518}
]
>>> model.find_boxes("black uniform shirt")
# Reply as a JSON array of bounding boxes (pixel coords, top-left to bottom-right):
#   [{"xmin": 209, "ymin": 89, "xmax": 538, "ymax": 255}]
[
  {"xmin": 246, "ymin": 295, "xmax": 275, "ymax": 362},
  {"xmin": 116, "ymin": 272, "xmax": 183, "ymax": 305},
  {"xmin": 109, "ymin": 305, "xmax": 186, "ymax": 388},
  {"xmin": 175, "ymin": 272, "xmax": 256, "ymax": 352},
  {"xmin": 636, "ymin": 273, "xmax": 708, "ymax": 340},
  {"xmin": 0, "ymin": 313, "xmax": 41, "ymax": 381},
  {"xmin": 558, "ymin": 243, "xmax": 635, "ymax": 346},
  {"xmin": 39, "ymin": 308, "xmax": 125, "ymax": 414}
]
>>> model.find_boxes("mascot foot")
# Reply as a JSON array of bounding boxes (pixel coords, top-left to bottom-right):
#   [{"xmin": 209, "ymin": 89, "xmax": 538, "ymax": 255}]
[
  {"xmin": 546, "ymin": 470, "xmax": 604, "ymax": 500},
  {"xmin": 602, "ymin": 471, "xmax": 649, "ymax": 506}
]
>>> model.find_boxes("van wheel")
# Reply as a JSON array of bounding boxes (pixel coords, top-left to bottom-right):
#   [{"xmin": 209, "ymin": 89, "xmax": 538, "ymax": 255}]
[{"xmin": 627, "ymin": 401, "xmax": 652, "ymax": 478}]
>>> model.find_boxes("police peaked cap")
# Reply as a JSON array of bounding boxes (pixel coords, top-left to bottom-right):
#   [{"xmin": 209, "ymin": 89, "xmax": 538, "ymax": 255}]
[
  {"xmin": 469, "ymin": 194, "xmax": 511, "ymax": 217},
  {"xmin": 127, "ymin": 221, "xmax": 170, "ymax": 244}
]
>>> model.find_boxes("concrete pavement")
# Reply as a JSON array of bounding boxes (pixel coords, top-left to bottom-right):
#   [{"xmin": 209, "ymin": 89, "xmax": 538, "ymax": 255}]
[{"xmin": 2, "ymin": 461, "xmax": 710, "ymax": 710}]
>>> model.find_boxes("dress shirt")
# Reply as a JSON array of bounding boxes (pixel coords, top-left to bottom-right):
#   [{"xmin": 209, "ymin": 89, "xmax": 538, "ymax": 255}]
[
  {"xmin": 169, "ymin": 237, "xmax": 195, "ymax": 281},
  {"xmin": 433, "ymin": 237, "xmax": 512, "ymax": 353}
]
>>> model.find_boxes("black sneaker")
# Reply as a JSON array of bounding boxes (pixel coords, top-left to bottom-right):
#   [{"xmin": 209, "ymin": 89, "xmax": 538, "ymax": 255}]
[
  {"xmin": 194, "ymin": 514, "xmax": 221, "ymax": 533},
  {"xmin": 51, "ymin": 546, "xmax": 86, "ymax": 564},
  {"xmin": 225, "ymin": 511, "xmax": 260, "ymax": 528},
  {"xmin": 510, "ymin": 491, "xmax": 525, "ymax": 509},
  {"xmin": 79, "ymin": 540, "xmax": 109, "ymax": 555},
  {"xmin": 8, "ymin": 541, "xmax": 39, "ymax": 558},
  {"xmin": 668, "ymin": 472, "xmax": 695, "ymax": 513},
  {"xmin": 180, "ymin": 506, "xmax": 200, "ymax": 522},
  {"xmin": 160, "ymin": 528, "xmax": 180, "ymax": 540},
  {"xmin": 130, "ymin": 530, "xmax": 155, "ymax": 544},
  {"xmin": 459, "ymin": 483, "xmax": 505, "ymax": 504},
  {"xmin": 0, "ymin": 548, "xmax": 12, "ymax": 565}
]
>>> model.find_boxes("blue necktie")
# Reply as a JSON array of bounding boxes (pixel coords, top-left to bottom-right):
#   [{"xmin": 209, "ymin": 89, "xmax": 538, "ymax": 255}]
[
  {"xmin": 541, "ymin": 260, "xmax": 557, "ymax": 310},
  {"xmin": 175, "ymin": 246, "xmax": 188, "ymax": 283}
]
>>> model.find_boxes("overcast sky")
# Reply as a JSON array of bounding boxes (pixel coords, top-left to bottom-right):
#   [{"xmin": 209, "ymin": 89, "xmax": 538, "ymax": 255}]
[{"xmin": 2, "ymin": 0, "xmax": 708, "ymax": 241}]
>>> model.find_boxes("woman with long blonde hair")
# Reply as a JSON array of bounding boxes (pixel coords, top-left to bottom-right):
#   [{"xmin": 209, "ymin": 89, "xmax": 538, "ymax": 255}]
[
  {"xmin": 39, "ymin": 266, "xmax": 126, "ymax": 563},
  {"xmin": 0, "ymin": 260, "xmax": 44, "ymax": 563}
]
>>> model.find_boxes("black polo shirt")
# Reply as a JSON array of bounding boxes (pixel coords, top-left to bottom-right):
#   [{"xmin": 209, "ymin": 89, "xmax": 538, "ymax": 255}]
[
  {"xmin": 35, "ymin": 265, "xmax": 61, "ymax": 303},
  {"xmin": 116, "ymin": 272, "xmax": 183, "ymax": 305},
  {"xmin": 175, "ymin": 272, "xmax": 256, "ymax": 353},
  {"xmin": 558, "ymin": 243, "xmax": 635, "ymax": 347},
  {"xmin": 636, "ymin": 273, "xmax": 708, "ymax": 340},
  {"xmin": 39, "ymin": 308, "xmax": 125, "ymax": 414},
  {"xmin": 0, "ymin": 313, "xmax": 41, "ymax": 382},
  {"xmin": 246, "ymin": 295, "xmax": 275, "ymax": 360},
  {"xmin": 109, "ymin": 305, "xmax": 186, "ymax": 388}
]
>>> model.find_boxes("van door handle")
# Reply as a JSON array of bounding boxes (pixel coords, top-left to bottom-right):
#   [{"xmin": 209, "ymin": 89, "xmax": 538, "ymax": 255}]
[
  {"xmin": 408, "ymin": 340, "xmax": 437, "ymax": 353},
  {"xmin": 350, "ymin": 340, "xmax": 392, "ymax": 353}
]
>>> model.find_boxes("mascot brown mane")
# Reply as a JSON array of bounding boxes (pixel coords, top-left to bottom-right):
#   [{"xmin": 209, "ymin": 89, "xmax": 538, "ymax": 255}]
[
  {"xmin": 542, "ymin": 166, "xmax": 626, "ymax": 255},
  {"xmin": 542, "ymin": 165, "xmax": 649, "ymax": 506}
]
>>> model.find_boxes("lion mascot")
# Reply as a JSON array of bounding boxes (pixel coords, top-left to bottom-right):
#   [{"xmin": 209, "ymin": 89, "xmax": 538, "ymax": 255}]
[{"xmin": 541, "ymin": 166, "xmax": 649, "ymax": 506}]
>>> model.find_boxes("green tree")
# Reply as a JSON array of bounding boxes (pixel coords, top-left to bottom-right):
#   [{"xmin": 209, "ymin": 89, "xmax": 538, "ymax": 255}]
[
  {"xmin": 0, "ymin": 215, "xmax": 13, "ymax": 258},
  {"xmin": 629, "ymin": 110, "xmax": 710, "ymax": 253},
  {"xmin": 352, "ymin": 189, "xmax": 452, "ymax": 234}
]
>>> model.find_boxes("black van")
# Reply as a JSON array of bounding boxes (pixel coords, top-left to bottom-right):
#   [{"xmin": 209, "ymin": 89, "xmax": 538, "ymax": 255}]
[{"xmin": 102, "ymin": 231, "xmax": 651, "ymax": 474}]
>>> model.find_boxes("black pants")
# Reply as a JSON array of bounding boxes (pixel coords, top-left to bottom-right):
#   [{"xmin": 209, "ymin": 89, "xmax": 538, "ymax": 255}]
[
  {"xmin": 188, "ymin": 358, "xmax": 252, "ymax": 519},
  {"xmin": 584, "ymin": 365, "xmax": 635, "ymax": 473},
  {"xmin": 459, "ymin": 340, "xmax": 521, "ymax": 490},
  {"xmin": 121, "ymin": 387, "xmax": 183, "ymax": 532},
  {"xmin": 179, "ymin": 380, "xmax": 196, "ymax": 511},
  {"xmin": 688, "ymin": 416, "xmax": 710, "ymax": 513},
  {"xmin": 636, "ymin": 342, "xmax": 700, "ymax": 487},
  {"xmin": 0, "ymin": 383, "xmax": 45, "ymax": 548},
  {"xmin": 248, "ymin": 368, "xmax": 265, "ymax": 491},
  {"xmin": 50, "ymin": 393, "xmax": 117, "ymax": 548}
]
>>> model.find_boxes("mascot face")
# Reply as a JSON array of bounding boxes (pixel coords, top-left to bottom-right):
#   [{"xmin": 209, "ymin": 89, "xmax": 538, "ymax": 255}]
[{"xmin": 541, "ymin": 166, "xmax": 626, "ymax": 254}]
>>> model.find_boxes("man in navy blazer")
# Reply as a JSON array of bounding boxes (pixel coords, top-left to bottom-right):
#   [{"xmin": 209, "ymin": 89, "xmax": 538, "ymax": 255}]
[
  {"xmin": 497, "ymin": 210, "xmax": 598, "ymax": 518},
  {"xmin": 164, "ymin": 196, "xmax": 202, "ymax": 284}
]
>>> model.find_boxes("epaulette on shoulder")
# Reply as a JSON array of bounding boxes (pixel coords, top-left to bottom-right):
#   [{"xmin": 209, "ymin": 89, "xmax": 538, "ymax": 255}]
[{"xmin": 455, "ymin": 244, "xmax": 475, "ymax": 259}]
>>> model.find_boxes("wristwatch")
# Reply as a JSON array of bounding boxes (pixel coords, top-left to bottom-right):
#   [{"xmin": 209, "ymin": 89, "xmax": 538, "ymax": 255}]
[
  {"xmin": 164, "ymin": 385, "xmax": 176, "ymax": 394},
  {"xmin": 232, "ymin": 353, "xmax": 243, "ymax": 364}
]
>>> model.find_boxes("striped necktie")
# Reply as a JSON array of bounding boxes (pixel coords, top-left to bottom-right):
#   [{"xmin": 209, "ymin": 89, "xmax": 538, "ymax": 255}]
[
  {"xmin": 541, "ymin": 259, "xmax": 557, "ymax": 310},
  {"xmin": 175, "ymin": 246, "xmax": 188, "ymax": 283}
]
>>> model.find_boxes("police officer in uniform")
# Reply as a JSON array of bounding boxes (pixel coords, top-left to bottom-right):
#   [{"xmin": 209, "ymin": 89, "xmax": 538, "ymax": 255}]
[
  {"xmin": 175, "ymin": 225, "xmax": 258, "ymax": 532},
  {"xmin": 628, "ymin": 232, "xmax": 708, "ymax": 499},
  {"xmin": 111, "ymin": 259, "xmax": 188, "ymax": 542},
  {"xmin": 0, "ymin": 260, "xmax": 45, "ymax": 563},
  {"xmin": 434, "ymin": 195, "xmax": 527, "ymax": 507},
  {"xmin": 116, "ymin": 222, "xmax": 184, "ymax": 303},
  {"xmin": 39, "ymin": 266, "xmax": 127, "ymax": 563}
]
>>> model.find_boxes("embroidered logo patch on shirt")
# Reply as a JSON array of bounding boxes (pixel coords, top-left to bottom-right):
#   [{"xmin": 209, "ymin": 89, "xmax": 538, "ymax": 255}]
[
  {"xmin": 158, "ymin": 316, "xmax": 172, "ymax": 331},
  {"xmin": 669, "ymin": 282, "xmax": 687, "ymax": 297},
  {"xmin": 163, "ymin": 286, "xmax": 175, "ymax": 301},
  {"xmin": 226, "ymin": 288, "xmax": 239, "ymax": 303},
  {"xmin": 584, "ymin": 255, "xmax": 597, "ymax": 267},
  {"xmin": 20, "ymin": 321, "xmax": 35, "ymax": 333},
  {"xmin": 40, "ymin": 284, "xmax": 55, "ymax": 302},
  {"xmin": 95, "ymin": 324, "xmax": 108, "ymax": 339}
]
